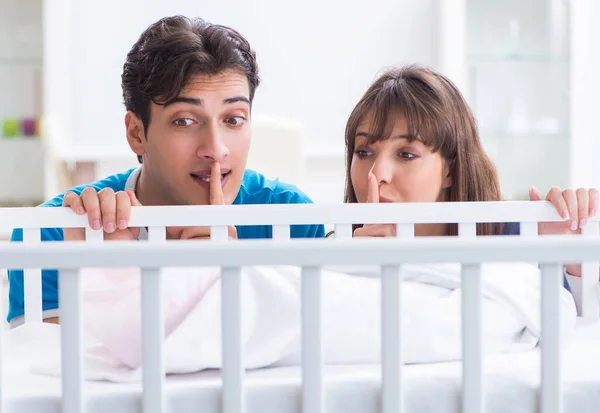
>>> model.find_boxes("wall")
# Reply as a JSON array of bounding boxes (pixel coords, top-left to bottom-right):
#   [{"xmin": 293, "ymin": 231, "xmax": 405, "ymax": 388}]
[
  {"xmin": 37, "ymin": 0, "xmax": 441, "ymax": 204},
  {"xmin": 45, "ymin": 0, "xmax": 440, "ymax": 151},
  {"xmin": 594, "ymin": 0, "xmax": 600, "ymax": 187},
  {"xmin": 464, "ymin": 0, "xmax": 573, "ymax": 198},
  {"xmin": 15, "ymin": 0, "xmax": 596, "ymax": 206},
  {"xmin": 570, "ymin": 0, "xmax": 600, "ymax": 188},
  {"xmin": 0, "ymin": 0, "xmax": 43, "ymax": 119},
  {"xmin": 0, "ymin": 0, "xmax": 44, "ymax": 205}
]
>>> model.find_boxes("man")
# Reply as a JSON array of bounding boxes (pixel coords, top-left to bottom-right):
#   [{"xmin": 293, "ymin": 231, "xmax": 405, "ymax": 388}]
[{"xmin": 7, "ymin": 15, "xmax": 324, "ymax": 326}]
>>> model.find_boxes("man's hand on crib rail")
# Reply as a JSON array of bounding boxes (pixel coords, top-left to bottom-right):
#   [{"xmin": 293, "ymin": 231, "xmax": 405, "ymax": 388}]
[
  {"xmin": 61, "ymin": 163, "xmax": 237, "ymax": 241},
  {"xmin": 62, "ymin": 187, "xmax": 142, "ymax": 241}
]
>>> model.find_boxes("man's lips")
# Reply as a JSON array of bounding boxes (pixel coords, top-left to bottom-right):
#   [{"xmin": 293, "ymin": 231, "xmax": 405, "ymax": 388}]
[{"xmin": 190, "ymin": 169, "xmax": 231, "ymax": 182}]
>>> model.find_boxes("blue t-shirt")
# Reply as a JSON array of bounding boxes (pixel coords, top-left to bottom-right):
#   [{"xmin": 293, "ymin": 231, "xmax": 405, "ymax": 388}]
[{"xmin": 7, "ymin": 168, "xmax": 325, "ymax": 323}]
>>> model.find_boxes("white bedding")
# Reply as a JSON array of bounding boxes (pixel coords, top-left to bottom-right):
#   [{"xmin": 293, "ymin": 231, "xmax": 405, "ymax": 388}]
[
  {"xmin": 14, "ymin": 262, "xmax": 578, "ymax": 382},
  {"xmin": 3, "ymin": 319, "xmax": 600, "ymax": 413}
]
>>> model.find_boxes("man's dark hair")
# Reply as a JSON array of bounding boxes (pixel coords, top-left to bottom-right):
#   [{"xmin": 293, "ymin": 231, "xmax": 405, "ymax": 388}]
[{"xmin": 121, "ymin": 15, "xmax": 260, "ymax": 163}]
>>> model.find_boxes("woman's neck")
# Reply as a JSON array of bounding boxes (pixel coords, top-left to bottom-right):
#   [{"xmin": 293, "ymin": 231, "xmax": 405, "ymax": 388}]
[{"xmin": 414, "ymin": 223, "xmax": 448, "ymax": 237}]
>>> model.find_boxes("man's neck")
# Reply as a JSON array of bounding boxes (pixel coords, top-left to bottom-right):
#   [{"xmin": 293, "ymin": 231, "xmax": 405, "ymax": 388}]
[{"xmin": 134, "ymin": 167, "xmax": 168, "ymax": 206}]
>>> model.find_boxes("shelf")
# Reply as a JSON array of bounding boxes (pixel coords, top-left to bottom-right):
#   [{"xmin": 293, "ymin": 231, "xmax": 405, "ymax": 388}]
[
  {"xmin": 468, "ymin": 54, "xmax": 568, "ymax": 64},
  {"xmin": 0, "ymin": 136, "xmax": 40, "ymax": 140},
  {"xmin": 0, "ymin": 58, "xmax": 42, "ymax": 66}
]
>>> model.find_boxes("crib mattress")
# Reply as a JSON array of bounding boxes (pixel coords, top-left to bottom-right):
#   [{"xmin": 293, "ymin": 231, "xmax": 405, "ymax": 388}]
[{"xmin": 4, "ymin": 318, "xmax": 600, "ymax": 413}]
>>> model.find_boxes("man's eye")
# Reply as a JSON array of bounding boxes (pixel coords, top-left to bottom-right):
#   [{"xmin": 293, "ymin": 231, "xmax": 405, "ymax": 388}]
[
  {"xmin": 226, "ymin": 116, "xmax": 245, "ymax": 126},
  {"xmin": 173, "ymin": 118, "xmax": 194, "ymax": 127}
]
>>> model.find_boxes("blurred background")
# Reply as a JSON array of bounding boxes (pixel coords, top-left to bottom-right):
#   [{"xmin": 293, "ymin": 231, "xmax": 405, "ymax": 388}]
[{"xmin": 1, "ymin": 0, "xmax": 599, "ymax": 214}]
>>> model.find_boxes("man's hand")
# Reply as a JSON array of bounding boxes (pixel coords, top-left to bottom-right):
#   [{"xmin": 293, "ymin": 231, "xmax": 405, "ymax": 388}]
[
  {"xmin": 62, "ymin": 187, "xmax": 142, "ymax": 241},
  {"xmin": 168, "ymin": 161, "xmax": 238, "ymax": 240}
]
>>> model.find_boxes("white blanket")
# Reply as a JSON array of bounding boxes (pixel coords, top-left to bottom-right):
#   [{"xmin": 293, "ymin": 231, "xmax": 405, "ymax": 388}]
[{"xmin": 8, "ymin": 262, "xmax": 577, "ymax": 382}]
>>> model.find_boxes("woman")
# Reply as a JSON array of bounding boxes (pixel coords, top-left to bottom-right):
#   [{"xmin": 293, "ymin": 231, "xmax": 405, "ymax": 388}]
[{"xmin": 339, "ymin": 64, "xmax": 597, "ymax": 310}]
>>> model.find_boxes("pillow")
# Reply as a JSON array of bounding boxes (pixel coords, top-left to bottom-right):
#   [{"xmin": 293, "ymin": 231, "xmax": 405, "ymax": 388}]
[{"xmin": 81, "ymin": 266, "xmax": 221, "ymax": 368}]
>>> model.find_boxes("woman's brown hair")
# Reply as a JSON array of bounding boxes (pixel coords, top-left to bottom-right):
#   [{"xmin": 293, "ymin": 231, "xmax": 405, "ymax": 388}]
[{"xmin": 343, "ymin": 64, "xmax": 503, "ymax": 236}]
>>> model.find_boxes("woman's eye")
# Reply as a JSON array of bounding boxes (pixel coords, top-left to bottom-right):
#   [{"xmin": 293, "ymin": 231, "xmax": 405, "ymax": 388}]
[
  {"xmin": 400, "ymin": 152, "xmax": 416, "ymax": 160},
  {"xmin": 173, "ymin": 118, "xmax": 194, "ymax": 127},
  {"xmin": 354, "ymin": 149, "xmax": 371, "ymax": 158}
]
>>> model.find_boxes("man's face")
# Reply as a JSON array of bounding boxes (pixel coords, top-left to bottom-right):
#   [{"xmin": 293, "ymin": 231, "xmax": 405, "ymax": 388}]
[{"xmin": 127, "ymin": 70, "xmax": 251, "ymax": 206}]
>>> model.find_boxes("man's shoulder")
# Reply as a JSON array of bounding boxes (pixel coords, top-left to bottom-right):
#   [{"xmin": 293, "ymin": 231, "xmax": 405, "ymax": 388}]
[
  {"xmin": 235, "ymin": 169, "xmax": 315, "ymax": 205},
  {"xmin": 234, "ymin": 169, "xmax": 325, "ymax": 239},
  {"xmin": 41, "ymin": 167, "xmax": 137, "ymax": 207}
]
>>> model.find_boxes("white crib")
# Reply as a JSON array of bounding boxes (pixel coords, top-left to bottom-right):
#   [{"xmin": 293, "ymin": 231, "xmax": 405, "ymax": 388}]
[{"xmin": 0, "ymin": 201, "xmax": 600, "ymax": 413}]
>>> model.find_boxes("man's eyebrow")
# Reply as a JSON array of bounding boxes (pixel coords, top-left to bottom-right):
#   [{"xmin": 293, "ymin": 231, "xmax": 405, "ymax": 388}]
[
  {"xmin": 224, "ymin": 96, "xmax": 250, "ymax": 105},
  {"xmin": 162, "ymin": 95, "xmax": 250, "ymax": 108},
  {"xmin": 163, "ymin": 96, "xmax": 202, "ymax": 108}
]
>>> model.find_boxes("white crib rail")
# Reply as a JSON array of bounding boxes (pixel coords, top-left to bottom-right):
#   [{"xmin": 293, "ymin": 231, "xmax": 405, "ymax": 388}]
[
  {"xmin": 0, "ymin": 201, "xmax": 599, "ymax": 413},
  {"xmin": 2, "ymin": 201, "xmax": 598, "ymax": 318},
  {"xmin": 1, "ymin": 236, "xmax": 600, "ymax": 413},
  {"xmin": 0, "ymin": 200, "xmax": 575, "ymax": 228}
]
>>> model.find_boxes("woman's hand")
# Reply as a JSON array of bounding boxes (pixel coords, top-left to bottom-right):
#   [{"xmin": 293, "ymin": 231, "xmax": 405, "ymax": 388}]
[
  {"xmin": 353, "ymin": 172, "xmax": 397, "ymax": 238},
  {"xmin": 530, "ymin": 186, "xmax": 599, "ymax": 236},
  {"xmin": 531, "ymin": 186, "xmax": 600, "ymax": 279}
]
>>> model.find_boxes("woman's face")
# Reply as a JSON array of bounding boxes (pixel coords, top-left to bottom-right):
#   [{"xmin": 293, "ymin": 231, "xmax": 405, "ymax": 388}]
[{"xmin": 350, "ymin": 113, "xmax": 451, "ymax": 204}]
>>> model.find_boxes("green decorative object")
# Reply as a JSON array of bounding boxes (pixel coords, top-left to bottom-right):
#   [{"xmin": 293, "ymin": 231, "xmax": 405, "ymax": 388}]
[{"xmin": 2, "ymin": 119, "xmax": 19, "ymax": 138}]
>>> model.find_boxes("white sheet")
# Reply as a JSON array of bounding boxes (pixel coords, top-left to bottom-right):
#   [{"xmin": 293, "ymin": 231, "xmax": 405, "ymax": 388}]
[
  {"xmin": 3, "ymin": 319, "xmax": 600, "ymax": 413},
  {"xmin": 24, "ymin": 262, "xmax": 577, "ymax": 382}
]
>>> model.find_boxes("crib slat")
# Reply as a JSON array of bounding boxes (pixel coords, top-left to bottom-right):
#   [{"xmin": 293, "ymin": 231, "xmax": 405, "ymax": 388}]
[
  {"xmin": 222, "ymin": 266, "xmax": 244, "ymax": 413},
  {"xmin": 60, "ymin": 268, "xmax": 84, "ymax": 413},
  {"xmin": 461, "ymin": 263, "xmax": 483, "ymax": 413},
  {"xmin": 141, "ymin": 267, "xmax": 164, "ymax": 413},
  {"xmin": 395, "ymin": 224, "xmax": 414, "ymax": 238},
  {"xmin": 381, "ymin": 264, "xmax": 403, "ymax": 413},
  {"xmin": 458, "ymin": 223, "xmax": 476, "ymax": 237},
  {"xmin": 148, "ymin": 227, "xmax": 166, "ymax": 243},
  {"xmin": 520, "ymin": 222, "xmax": 538, "ymax": 237},
  {"xmin": 142, "ymin": 227, "xmax": 166, "ymax": 413},
  {"xmin": 23, "ymin": 228, "xmax": 42, "ymax": 323},
  {"xmin": 302, "ymin": 266, "xmax": 323, "ymax": 413},
  {"xmin": 272, "ymin": 225, "xmax": 290, "ymax": 240},
  {"xmin": 334, "ymin": 223, "xmax": 353, "ymax": 239},
  {"xmin": 580, "ymin": 223, "xmax": 599, "ymax": 317},
  {"xmin": 85, "ymin": 227, "xmax": 104, "ymax": 242},
  {"xmin": 211, "ymin": 225, "xmax": 230, "ymax": 241},
  {"xmin": 540, "ymin": 263, "xmax": 563, "ymax": 413},
  {"xmin": 519, "ymin": 222, "xmax": 539, "ymax": 267}
]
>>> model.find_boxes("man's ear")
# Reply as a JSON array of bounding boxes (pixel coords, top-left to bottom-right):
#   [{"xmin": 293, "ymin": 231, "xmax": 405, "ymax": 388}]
[{"xmin": 125, "ymin": 111, "xmax": 146, "ymax": 158}]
